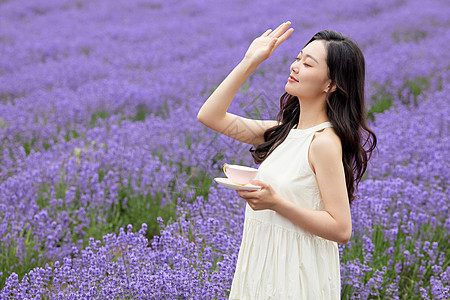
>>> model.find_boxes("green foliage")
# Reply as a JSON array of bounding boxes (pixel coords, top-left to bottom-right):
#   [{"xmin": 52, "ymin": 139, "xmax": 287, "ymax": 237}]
[
  {"xmin": 81, "ymin": 47, "xmax": 91, "ymax": 57},
  {"xmin": 105, "ymin": 176, "xmax": 178, "ymax": 240},
  {"xmin": 241, "ymin": 81, "xmax": 249, "ymax": 93},
  {"xmin": 154, "ymin": 100, "xmax": 169, "ymax": 120},
  {"xmin": 282, "ymin": 56, "xmax": 293, "ymax": 66},
  {"xmin": 90, "ymin": 110, "xmax": 109, "ymax": 127},
  {"xmin": 210, "ymin": 151, "xmax": 225, "ymax": 168},
  {"xmin": 367, "ymin": 97, "xmax": 393, "ymax": 121},
  {"xmin": 340, "ymin": 217, "xmax": 449, "ymax": 299},
  {"xmin": 185, "ymin": 133, "xmax": 192, "ymax": 150},
  {"xmin": 0, "ymin": 152, "xmax": 191, "ymax": 286},
  {"xmin": 0, "ymin": 227, "xmax": 43, "ymax": 288},
  {"xmin": 22, "ymin": 141, "xmax": 32, "ymax": 156},
  {"xmin": 252, "ymin": 106, "xmax": 261, "ymax": 119},
  {"xmin": 132, "ymin": 104, "xmax": 148, "ymax": 122},
  {"xmin": 367, "ymin": 76, "xmax": 431, "ymax": 122},
  {"xmin": 64, "ymin": 129, "xmax": 82, "ymax": 142},
  {"xmin": 203, "ymin": 85, "xmax": 218, "ymax": 97},
  {"xmin": 0, "ymin": 117, "xmax": 8, "ymax": 128},
  {"xmin": 184, "ymin": 168, "xmax": 213, "ymax": 202},
  {"xmin": 392, "ymin": 30, "xmax": 427, "ymax": 43},
  {"xmin": 401, "ymin": 76, "xmax": 431, "ymax": 106}
]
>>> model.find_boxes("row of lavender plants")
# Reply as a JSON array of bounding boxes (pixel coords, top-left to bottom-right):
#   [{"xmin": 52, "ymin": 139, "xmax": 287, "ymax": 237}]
[
  {"xmin": 0, "ymin": 0, "xmax": 448, "ymax": 298},
  {"xmin": 1, "ymin": 87, "xmax": 448, "ymax": 298}
]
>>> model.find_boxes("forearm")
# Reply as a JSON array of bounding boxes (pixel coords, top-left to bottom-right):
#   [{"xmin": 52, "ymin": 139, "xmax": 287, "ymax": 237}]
[
  {"xmin": 197, "ymin": 58, "xmax": 258, "ymax": 122},
  {"xmin": 273, "ymin": 195, "xmax": 351, "ymax": 244}
]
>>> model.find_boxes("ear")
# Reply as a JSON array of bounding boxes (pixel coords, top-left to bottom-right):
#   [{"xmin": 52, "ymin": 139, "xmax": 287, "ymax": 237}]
[{"xmin": 324, "ymin": 80, "xmax": 336, "ymax": 94}]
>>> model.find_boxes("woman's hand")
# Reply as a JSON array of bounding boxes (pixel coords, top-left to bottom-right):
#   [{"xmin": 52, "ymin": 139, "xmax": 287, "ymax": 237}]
[
  {"xmin": 236, "ymin": 179, "xmax": 283, "ymax": 211},
  {"xmin": 243, "ymin": 21, "xmax": 294, "ymax": 65}
]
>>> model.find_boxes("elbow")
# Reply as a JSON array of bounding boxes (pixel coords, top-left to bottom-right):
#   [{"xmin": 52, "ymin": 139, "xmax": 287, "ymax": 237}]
[
  {"xmin": 338, "ymin": 235, "xmax": 350, "ymax": 245},
  {"xmin": 197, "ymin": 110, "xmax": 203, "ymax": 121},
  {"xmin": 337, "ymin": 225, "xmax": 352, "ymax": 245},
  {"xmin": 197, "ymin": 111, "xmax": 205, "ymax": 124},
  {"xmin": 197, "ymin": 109, "xmax": 211, "ymax": 125}
]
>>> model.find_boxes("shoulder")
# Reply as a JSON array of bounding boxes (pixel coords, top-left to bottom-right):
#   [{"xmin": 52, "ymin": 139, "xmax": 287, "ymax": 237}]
[{"xmin": 309, "ymin": 128, "xmax": 342, "ymax": 166}]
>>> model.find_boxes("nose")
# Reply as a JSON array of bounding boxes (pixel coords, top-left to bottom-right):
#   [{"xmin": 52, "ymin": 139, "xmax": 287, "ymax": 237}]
[{"xmin": 291, "ymin": 62, "xmax": 299, "ymax": 74}]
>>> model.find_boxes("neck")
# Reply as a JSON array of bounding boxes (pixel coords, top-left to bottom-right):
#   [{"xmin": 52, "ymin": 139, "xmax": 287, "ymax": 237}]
[{"xmin": 296, "ymin": 97, "xmax": 329, "ymax": 129}]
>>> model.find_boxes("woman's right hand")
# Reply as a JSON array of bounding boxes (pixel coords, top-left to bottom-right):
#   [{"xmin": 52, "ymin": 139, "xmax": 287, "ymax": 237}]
[{"xmin": 243, "ymin": 21, "xmax": 294, "ymax": 65}]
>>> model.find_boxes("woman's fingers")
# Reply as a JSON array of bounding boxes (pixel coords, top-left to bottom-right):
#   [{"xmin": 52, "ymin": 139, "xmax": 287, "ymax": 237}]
[
  {"xmin": 268, "ymin": 22, "xmax": 285, "ymax": 36},
  {"xmin": 269, "ymin": 21, "xmax": 291, "ymax": 38},
  {"xmin": 260, "ymin": 29, "xmax": 272, "ymax": 37},
  {"xmin": 246, "ymin": 22, "xmax": 293, "ymax": 63},
  {"xmin": 274, "ymin": 27, "xmax": 294, "ymax": 47}
]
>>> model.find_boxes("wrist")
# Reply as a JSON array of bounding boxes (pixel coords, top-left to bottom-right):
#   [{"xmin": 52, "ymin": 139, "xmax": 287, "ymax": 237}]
[
  {"xmin": 273, "ymin": 194, "xmax": 290, "ymax": 213},
  {"xmin": 239, "ymin": 57, "xmax": 259, "ymax": 73}
]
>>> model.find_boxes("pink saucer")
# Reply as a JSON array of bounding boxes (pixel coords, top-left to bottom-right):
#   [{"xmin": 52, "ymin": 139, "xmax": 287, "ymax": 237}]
[{"xmin": 214, "ymin": 177, "xmax": 261, "ymax": 191}]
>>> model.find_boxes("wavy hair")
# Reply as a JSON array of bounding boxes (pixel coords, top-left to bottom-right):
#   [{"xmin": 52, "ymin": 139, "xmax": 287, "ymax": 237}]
[{"xmin": 249, "ymin": 29, "xmax": 377, "ymax": 205}]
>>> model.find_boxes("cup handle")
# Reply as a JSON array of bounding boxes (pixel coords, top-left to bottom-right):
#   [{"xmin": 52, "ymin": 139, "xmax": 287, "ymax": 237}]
[
  {"xmin": 222, "ymin": 163, "xmax": 247, "ymax": 186},
  {"xmin": 223, "ymin": 163, "xmax": 228, "ymax": 177}
]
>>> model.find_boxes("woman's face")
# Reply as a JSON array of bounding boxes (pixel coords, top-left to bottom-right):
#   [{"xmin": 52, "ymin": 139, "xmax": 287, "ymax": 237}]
[{"xmin": 285, "ymin": 39, "xmax": 333, "ymax": 100}]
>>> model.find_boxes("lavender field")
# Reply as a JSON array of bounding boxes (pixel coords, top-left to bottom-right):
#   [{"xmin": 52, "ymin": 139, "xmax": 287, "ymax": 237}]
[{"xmin": 0, "ymin": 0, "xmax": 448, "ymax": 298}]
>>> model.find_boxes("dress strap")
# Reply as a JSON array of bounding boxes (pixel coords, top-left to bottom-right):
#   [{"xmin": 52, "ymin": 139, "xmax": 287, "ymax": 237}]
[
  {"xmin": 291, "ymin": 121, "xmax": 333, "ymax": 134},
  {"xmin": 312, "ymin": 121, "xmax": 333, "ymax": 132}
]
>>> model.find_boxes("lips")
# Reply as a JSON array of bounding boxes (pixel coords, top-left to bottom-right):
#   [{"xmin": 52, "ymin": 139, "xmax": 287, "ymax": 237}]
[{"xmin": 289, "ymin": 75, "xmax": 299, "ymax": 82}]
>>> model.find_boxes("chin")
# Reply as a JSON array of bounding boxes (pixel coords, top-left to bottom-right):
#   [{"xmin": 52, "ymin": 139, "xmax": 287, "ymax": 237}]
[{"xmin": 285, "ymin": 85, "xmax": 298, "ymax": 98}]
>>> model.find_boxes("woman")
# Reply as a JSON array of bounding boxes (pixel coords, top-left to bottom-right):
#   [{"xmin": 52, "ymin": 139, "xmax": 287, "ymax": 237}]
[{"xmin": 197, "ymin": 21, "xmax": 377, "ymax": 299}]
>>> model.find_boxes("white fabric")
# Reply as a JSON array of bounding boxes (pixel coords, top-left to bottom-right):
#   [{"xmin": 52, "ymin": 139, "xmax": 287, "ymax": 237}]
[{"xmin": 229, "ymin": 122, "xmax": 341, "ymax": 300}]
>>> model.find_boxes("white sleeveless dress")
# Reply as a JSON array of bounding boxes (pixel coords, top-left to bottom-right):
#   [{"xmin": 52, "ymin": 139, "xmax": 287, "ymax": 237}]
[{"xmin": 229, "ymin": 121, "xmax": 341, "ymax": 300}]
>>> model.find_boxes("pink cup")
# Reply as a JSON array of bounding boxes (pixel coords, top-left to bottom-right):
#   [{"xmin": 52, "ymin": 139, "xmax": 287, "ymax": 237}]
[{"xmin": 222, "ymin": 163, "xmax": 258, "ymax": 185}]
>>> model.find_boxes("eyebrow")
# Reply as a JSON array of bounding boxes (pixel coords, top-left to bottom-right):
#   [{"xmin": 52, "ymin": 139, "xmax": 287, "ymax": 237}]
[{"xmin": 298, "ymin": 50, "xmax": 319, "ymax": 64}]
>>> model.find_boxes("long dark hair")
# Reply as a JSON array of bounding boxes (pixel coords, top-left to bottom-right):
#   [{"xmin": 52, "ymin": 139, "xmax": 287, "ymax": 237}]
[{"xmin": 249, "ymin": 29, "xmax": 377, "ymax": 205}]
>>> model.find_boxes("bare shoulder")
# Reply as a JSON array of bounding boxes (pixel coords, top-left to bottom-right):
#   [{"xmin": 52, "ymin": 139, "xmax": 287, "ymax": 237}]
[
  {"xmin": 311, "ymin": 127, "xmax": 342, "ymax": 152},
  {"xmin": 309, "ymin": 127, "xmax": 343, "ymax": 172}
]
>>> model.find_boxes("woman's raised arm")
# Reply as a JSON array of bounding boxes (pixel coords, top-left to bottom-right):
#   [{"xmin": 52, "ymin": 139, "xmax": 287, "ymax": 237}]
[{"xmin": 197, "ymin": 21, "xmax": 293, "ymax": 147}]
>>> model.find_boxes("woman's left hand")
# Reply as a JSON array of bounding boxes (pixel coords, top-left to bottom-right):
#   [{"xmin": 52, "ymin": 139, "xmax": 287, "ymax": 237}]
[{"xmin": 236, "ymin": 179, "xmax": 281, "ymax": 211}]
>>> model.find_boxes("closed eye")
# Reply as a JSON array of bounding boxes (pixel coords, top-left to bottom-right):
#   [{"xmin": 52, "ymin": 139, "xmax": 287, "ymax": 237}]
[{"xmin": 294, "ymin": 57, "xmax": 311, "ymax": 67}]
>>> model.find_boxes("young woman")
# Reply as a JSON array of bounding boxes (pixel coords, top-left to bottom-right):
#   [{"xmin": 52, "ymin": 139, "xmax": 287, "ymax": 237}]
[{"xmin": 197, "ymin": 21, "xmax": 377, "ymax": 299}]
